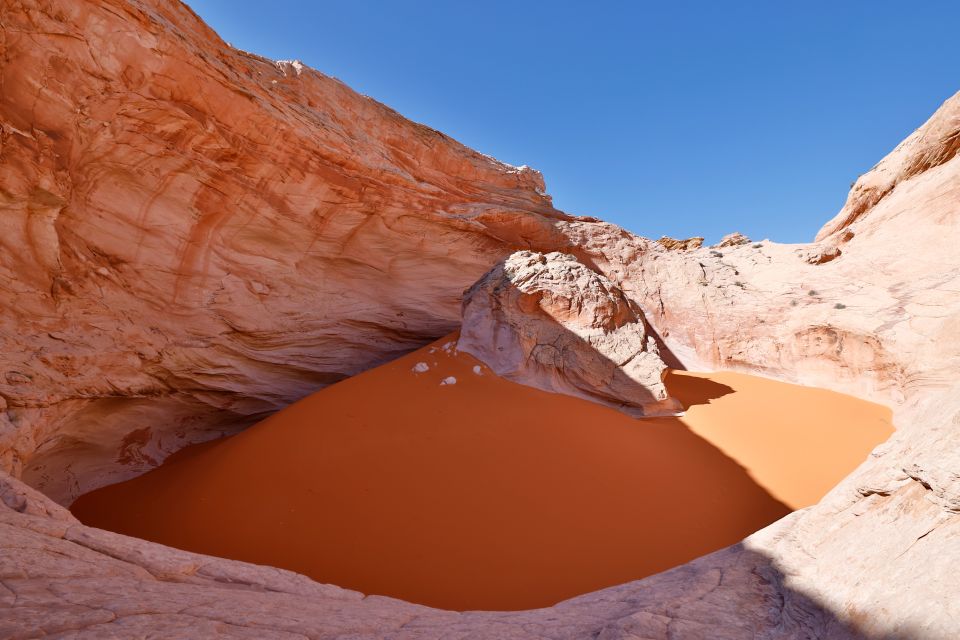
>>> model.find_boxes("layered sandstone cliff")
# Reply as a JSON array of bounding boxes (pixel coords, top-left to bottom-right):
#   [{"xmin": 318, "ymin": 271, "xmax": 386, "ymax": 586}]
[{"xmin": 1, "ymin": 0, "xmax": 959, "ymax": 638}]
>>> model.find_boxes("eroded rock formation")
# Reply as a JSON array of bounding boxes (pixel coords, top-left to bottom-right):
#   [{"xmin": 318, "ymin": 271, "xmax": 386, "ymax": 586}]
[
  {"xmin": 458, "ymin": 251, "xmax": 679, "ymax": 416},
  {"xmin": 715, "ymin": 231, "xmax": 751, "ymax": 248},
  {"xmin": 655, "ymin": 235, "xmax": 704, "ymax": 250},
  {"xmin": 1, "ymin": 0, "xmax": 959, "ymax": 638},
  {"xmin": 0, "ymin": 0, "xmax": 572, "ymax": 504},
  {"xmin": 817, "ymin": 90, "xmax": 960, "ymax": 241}
]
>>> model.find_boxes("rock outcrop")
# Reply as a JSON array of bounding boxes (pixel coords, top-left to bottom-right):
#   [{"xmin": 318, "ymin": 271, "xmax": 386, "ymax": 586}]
[
  {"xmin": 1, "ymin": 0, "xmax": 960, "ymax": 638},
  {"xmin": 715, "ymin": 231, "xmax": 751, "ymax": 248},
  {"xmin": 817, "ymin": 90, "xmax": 960, "ymax": 241},
  {"xmin": 655, "ymin": 235, "xmax": 704, "ymax": 250},
  {"xmin": 458, "ymin": 251, "xmax": 679, "ymax": 416},
  {"xmin": 796, "ymin": 241, "xmax": 843, "ymax": 265}
]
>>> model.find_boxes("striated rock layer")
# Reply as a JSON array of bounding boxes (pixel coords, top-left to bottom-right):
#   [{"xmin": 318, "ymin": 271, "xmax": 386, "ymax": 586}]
[
  {"xmin": 1, "ymin": 0, "xmax": 960, "ymax": 637},
  {"xmin": 0, "ymin": 0, "xmax": 572, "ymax": 504},
  {"xmin": 458, "ymin": 251, "xmax": 680, "ymax": 416}
]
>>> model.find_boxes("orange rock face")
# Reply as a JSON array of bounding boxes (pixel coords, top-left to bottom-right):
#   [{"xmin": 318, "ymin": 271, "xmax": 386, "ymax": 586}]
[{"xmin": 0, "ymin": 0, "xmax": 575, "ymax": 503}]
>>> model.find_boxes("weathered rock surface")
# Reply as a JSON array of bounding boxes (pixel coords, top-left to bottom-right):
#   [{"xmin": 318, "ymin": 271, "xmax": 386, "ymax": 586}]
[
  {"xmin": 796, "ymin": 241, "xmax": 843, "ymax": 265},
  {"xmin": 458, "ymin": 251, "xmax": 679, "ymax": 416},
  {"xmin": 716, "ymin": 231, "xmax": 751, "ymax": 248},
  {"xmin": 1, "ymin": 0, "xmax": 959, "ymax": 638},
  {"xmin": 0, "ymin": 0, "xmax": 571, "ymax": 504},
  {"xmin": 558, "ymin": 88, "xmax": 960, "ymax": 638},
  {"xmin": 817, "ymin": 90, "xmax": 960, "ymax": 241},
  {"xmin": 655, "ymin": 235, "xmax": 704, "ymax": 250}
]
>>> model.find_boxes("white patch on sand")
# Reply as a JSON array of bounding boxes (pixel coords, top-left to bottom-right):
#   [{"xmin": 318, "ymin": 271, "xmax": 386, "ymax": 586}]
[
  {"xmin": 412, "ymin": 362, "xmax": 429, "ymax": 373},
  {"xmin": 439, "ymin": 376, "xmax": 457, "ymax": 386},
  {"xmin": 472, "ymin": 365, "xmax": 483, "ymax": 375}
]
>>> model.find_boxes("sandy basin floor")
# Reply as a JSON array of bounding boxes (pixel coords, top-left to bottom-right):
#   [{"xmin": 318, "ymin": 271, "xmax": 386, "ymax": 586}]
[{"xmin": 72, "ymin": 334, "xmax": 893, "ymax": 611}]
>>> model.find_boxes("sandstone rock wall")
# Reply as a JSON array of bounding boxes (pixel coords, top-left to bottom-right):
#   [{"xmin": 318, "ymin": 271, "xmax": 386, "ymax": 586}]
[
  {"xmin": 0, "ymin": 0, "xmax": 573, "ymax": 503},
  {"xmin": 573, "ymin": 90, "xmax": 960, "ymax": 638},
  {"xmin": 817, "ymin": 90, "xmax": 960, "ymax": 241}
]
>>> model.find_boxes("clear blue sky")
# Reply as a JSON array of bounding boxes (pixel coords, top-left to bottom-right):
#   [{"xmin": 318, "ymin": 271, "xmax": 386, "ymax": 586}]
[{"xmin": 184, "ymin": 0, "xmax": 959, "ymax": 244}]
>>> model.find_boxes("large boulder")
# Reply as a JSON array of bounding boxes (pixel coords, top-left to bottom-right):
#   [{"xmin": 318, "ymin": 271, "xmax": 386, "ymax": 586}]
[
  {"xmin": 458, "ymin": 251, "xmax": 680, "ymax": 416},
  {"xmin": 716, "ymin": 231, "xmax": 751, "ymax": 248}
]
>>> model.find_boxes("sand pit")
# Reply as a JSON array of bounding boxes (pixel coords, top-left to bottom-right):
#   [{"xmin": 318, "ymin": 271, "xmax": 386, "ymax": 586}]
[{"xmin": 71, "ymin": 334, "xmax": 893, "ymax": 611}]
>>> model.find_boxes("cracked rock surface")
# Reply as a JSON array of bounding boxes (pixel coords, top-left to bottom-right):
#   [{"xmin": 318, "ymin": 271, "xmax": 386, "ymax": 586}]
[{"xmin": 458, "ymin": 251, "xmax": 680, "ymax": 416}]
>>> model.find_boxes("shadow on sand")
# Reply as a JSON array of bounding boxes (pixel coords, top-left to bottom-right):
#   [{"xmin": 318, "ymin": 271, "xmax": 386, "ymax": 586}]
[
  {"xmin": 664, "ymin": 369, "xmax": 735, "ymax": 409},
  {"xmin": 71, "ymin": 309, "xmax": 797, "ymax": 612}
]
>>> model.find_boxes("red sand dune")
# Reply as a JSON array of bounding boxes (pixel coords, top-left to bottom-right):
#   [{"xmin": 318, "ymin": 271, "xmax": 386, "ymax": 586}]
[{"xmin": 71, "ymin": 334, "xmax": 893, "ymax": 611}]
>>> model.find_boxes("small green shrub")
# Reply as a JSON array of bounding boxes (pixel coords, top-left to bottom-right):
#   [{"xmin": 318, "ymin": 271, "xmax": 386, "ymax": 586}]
[{"xmin": 834, "ymin": 303, "xmax": 847, "ymax": 309}]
